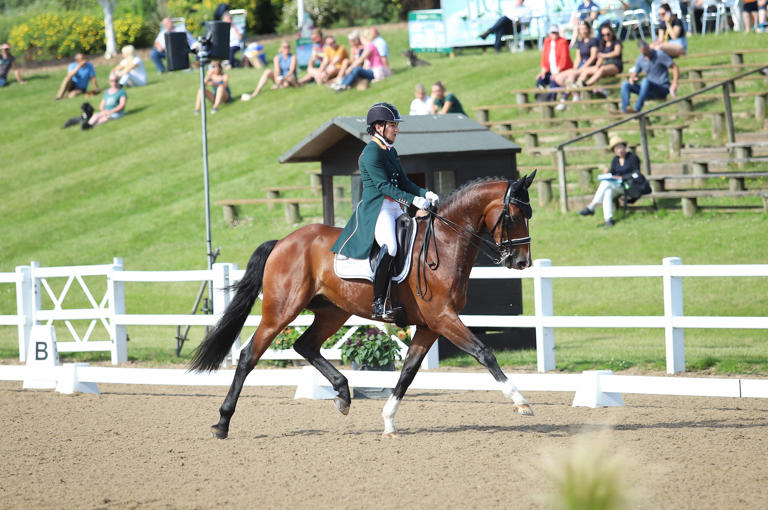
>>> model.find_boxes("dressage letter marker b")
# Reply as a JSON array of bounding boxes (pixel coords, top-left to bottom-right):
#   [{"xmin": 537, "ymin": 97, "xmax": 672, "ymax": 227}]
[{"xmin": 23, "ymin": 325, "xmax": 60, "ymax": 390}]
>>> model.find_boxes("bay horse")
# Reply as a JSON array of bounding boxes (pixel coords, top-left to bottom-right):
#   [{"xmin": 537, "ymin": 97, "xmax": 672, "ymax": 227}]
[{"xmin": 191, "ymin": 172, "xmax": 537, "ymax": 438}]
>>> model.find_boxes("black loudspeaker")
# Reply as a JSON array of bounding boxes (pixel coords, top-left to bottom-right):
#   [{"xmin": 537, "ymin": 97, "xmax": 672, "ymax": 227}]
[
  {"xmin": 165, "ymin": 32, "xmax": 190, "ymax": 71},
  {"xmin": 205, "ymin": 21, "xmax": 230, "ymax": 60}
]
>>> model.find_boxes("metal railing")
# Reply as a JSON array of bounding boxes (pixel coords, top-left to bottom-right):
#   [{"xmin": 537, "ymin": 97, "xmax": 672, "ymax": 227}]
[{"xmin": 554, "ymin": 64, "xmax": 768, "ymax": 212}]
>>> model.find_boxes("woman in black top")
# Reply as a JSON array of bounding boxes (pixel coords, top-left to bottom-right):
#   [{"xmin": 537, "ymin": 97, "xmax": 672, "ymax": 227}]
[
  {"xmin": 579, "ymin": 135, "xmax": 639, "ymax": 227},
  {"xmin": 651, "ymin": 3, "xmax": 687, "ymax": 57},
  {"xmin": 574, "ymin": 22, "xmax": 623, "ymax": 91},
  {"xmin": 561, "ymin": 20, "xmax": 598, "ymax": 99}
]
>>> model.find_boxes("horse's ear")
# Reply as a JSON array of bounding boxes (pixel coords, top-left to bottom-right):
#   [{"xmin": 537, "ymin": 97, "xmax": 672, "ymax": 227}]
[{"xmin": 523, "ymin": 169, "xmax": 536, "ymax": 189}]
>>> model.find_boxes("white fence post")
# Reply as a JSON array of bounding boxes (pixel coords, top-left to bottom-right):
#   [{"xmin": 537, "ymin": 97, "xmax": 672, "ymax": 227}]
[
  {"xmin": 15, "ymin": 265, "xmax": 34, "ymax": 362},
  {"xmin": 663, "ymin": 257, "xmax": 685, "ymax": 374},
  {"xmin": 107, "ymin": 258, "xmax": 127, "ymax": 364},
  {"xmin": 533, "ymin": 258, "xmax": 555, "ymax": 372},
  {"xmin": 212, "ymin": 263, "xmax": 238, "ymax": 366}
]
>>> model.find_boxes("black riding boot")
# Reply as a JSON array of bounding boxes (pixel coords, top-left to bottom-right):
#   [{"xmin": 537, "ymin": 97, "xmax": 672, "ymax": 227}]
[{"xmin": 371, "ymin": 247, "xmax": 394, "ymax": 320}]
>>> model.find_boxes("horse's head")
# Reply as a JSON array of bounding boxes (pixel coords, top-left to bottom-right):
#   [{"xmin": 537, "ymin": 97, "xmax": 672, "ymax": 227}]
[{"xmin": 484, "ymin": 171, "xmax": 536, "ymax": 270}]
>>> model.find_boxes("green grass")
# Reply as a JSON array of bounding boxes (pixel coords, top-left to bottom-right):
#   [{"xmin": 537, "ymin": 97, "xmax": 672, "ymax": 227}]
[{"xmin": 1, "ymin": 27, "xmax": 767, "ymax": 373}]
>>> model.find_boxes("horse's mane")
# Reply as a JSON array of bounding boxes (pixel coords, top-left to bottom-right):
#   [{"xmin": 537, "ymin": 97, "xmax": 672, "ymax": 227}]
[{"xmin": 438, "ymin": 176, "xmax": 509, "ymax": 216}]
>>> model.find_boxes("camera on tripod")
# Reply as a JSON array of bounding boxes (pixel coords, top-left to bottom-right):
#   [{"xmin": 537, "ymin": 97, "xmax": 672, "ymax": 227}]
[{"xmin": 165, "ymin": 21, "xmax": 230, "ymax": 71}]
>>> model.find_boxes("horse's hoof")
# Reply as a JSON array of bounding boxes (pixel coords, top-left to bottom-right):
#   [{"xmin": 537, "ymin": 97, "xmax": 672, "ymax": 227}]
[
  {"xmin": 334, "ymin": 397, "xmax": 350, "ymax": 416},
  {"xmin": 381, "ymin": 431, "xmax": 400, "ymax": 439},
  {"xmin": 514, "ymin": 403, "xmax": 534, "ymax": 416},
  {"xmin": 211, "ymin": 425, "xmax": 228, "ymax": 439}
]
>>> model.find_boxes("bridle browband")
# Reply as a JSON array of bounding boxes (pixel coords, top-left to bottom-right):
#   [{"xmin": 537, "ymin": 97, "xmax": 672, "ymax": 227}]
[{"xmin": 415, "ymin": 179, "xmax": 532, "ymax": 298}]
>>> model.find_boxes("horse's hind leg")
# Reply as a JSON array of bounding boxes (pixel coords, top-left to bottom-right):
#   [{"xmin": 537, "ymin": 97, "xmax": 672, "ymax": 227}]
[
  {"xmin": 211, "ymin": 321, "xmax": 286, "ymax": 439},
  {"xmin": 436, "ymin": 317, "xmax": 533, "ymax": 416},
  {"xmin": 293, "ymin": 307, "xmax": 353, "ymax": 415},
  {"xmin": 381, "ymin": 326, "xmax": 439, "ymax": 437}
]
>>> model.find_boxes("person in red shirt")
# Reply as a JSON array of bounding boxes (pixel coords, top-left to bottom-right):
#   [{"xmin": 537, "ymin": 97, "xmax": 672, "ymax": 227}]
[{"xmin": 535, "ymin": 25, "xmax": 573, "ymax": 102}]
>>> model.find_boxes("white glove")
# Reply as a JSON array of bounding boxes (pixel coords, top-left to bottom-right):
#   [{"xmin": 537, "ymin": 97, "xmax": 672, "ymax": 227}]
[
  {"xmin": 425, "ymin": 191, "xmax": 440, "ymax": 206},
  {"xmin": 412, "ymin": 196, "xmax": 430, "ymax": 210}
]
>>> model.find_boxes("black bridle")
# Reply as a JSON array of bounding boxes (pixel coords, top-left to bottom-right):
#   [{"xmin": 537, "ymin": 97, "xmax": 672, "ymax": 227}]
[{"xmin": 416, "ymin": 179, "xmax": 532, "ymax": 298}]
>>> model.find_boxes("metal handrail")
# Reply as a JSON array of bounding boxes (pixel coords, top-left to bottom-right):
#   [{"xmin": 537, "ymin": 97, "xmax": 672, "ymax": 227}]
[{"xmin": 553, "ymin": 63, "xmax": 768, "ymax": 212}]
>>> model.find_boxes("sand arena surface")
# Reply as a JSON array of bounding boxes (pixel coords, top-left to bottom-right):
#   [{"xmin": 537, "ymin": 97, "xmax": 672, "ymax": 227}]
[{"xmin": 1, "ymin": 379, "xmax": 766, "ymax": 509}]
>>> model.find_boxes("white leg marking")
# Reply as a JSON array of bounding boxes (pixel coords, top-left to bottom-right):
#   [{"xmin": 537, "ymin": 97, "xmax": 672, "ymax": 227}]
[
  {"xmin": 381, "ymin": 395, "xmax": 401, "ymax": 435},
  {"xmin": 502, "ymin": 379, "xmax": 528, "ymax": 405}
]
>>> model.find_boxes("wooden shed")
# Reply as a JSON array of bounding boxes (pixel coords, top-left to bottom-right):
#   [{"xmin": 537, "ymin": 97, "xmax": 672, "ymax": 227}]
[{"xmin": 279, "ymin": 113, "xmax": 533, "ymax": 353}]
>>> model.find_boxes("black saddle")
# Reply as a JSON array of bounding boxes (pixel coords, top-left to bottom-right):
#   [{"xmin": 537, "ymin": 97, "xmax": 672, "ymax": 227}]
[{"xmin": 369, "ymin": 213, "xmax": 414, "ymax": 275}]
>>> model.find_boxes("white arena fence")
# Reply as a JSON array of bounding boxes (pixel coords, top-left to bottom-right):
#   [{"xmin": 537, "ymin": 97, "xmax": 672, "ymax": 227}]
[{"xmin": 1, "ymin": 257, "xmax": 767, "ymax": 376}]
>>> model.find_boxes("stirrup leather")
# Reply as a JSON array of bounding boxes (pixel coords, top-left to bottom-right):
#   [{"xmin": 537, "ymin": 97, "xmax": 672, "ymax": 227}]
[{"xmin": 371, "ymin": 246, "xmax": 399, "ymax": 320}]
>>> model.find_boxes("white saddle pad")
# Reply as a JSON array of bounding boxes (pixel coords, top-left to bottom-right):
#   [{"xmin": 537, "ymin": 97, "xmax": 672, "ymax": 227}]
[{"xmin": 333, "ymin": 217, "xmax": 417, "ymax": 283}]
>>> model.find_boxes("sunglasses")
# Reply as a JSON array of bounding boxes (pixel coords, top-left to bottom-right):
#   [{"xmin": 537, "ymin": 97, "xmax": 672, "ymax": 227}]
[{"xmin": 601, "ymin": 32, "xmax": 613, "ymax": 37}]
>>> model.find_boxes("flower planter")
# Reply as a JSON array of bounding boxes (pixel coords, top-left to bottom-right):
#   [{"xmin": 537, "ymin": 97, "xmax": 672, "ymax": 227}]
[{"xmin": 351, "ymin": 361, "xmax": 394, "ymax": 399}]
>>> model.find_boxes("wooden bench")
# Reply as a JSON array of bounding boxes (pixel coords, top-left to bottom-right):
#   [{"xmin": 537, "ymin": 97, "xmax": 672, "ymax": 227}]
[
  {"xmin": 263, "ymin": 185, "xmax": 321, "ymax": 200},
  {"xmin": 216, "ymin": 197, "xmax": 334, "ymax": 225},
  {"xmin": 519, "ymin": 164, "xmax": 599, "ymax": 190},
  {"xmin": 646, "ymin": 171, "xmax": 768, "ymax": 192},
  {"xmin": 726, "ymin": 141, "xmax": 768, "ymax": 161},
  {"xmin": 684, "ymin": 48, "xmax": 768, "ymax": 64},
  {"xmin": 642, "ymin": 189, "xmax": 768, "ymax": 217}
]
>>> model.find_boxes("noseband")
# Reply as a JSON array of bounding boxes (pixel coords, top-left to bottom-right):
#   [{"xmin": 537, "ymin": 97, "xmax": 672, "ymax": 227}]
[{"xmin": 488, "ymin": 180, "xmax": 532, "ymax": 258}]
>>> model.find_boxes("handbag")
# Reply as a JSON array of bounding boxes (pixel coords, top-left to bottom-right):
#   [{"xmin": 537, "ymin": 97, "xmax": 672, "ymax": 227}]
[{"xmin": 622, "ymin": 171, "xmax": 652, "ymax": 204}]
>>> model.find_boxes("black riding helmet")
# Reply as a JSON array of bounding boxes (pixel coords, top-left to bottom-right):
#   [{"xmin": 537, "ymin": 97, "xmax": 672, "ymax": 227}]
[{"xmin": 366, "ymin": 102, "xmax": 403, "ymax": 129}]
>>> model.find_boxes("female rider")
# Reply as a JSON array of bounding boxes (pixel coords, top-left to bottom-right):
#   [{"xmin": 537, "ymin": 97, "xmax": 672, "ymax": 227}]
[{"xmin": 331, "ymin": 102, "xmax": 439, "ymax": 320}]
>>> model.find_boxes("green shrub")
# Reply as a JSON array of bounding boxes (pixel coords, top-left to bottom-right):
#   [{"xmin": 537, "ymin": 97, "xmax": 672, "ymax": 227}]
[
  {"xmin": 8, "ymin": 12, "xmax": 152, "ymax": 61},
  {"xmin": 166, "ymin": 0, "xmax": 281, "ymax": 36}
]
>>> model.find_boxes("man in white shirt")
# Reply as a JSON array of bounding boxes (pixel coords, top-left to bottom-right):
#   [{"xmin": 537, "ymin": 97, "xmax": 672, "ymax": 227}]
[
  {"xmin": 478, "ymin": 0, "xmax": 533, "ymax": 52},
  {"xmin": 409, "ymin": 84, "xmax": 432, "ymax": 115},
  {"xmin": 222, "ymin": 13, "xmax": 243, "ymax": 67}
]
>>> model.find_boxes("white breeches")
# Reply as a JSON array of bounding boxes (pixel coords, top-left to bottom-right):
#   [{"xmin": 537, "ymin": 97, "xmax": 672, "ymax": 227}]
[
  {"xmin": 590, "ymin": 180, "xmax": 623, "ymax": 221},
  {"xmin": 374, "ymin": 199, "xmax": 402, "ymax": 257}
]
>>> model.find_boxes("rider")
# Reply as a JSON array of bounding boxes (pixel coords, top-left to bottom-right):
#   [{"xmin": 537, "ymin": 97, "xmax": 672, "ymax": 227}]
[{"xmin": 331, "ymin": 102, "xmax": 440, "ymax": 320}]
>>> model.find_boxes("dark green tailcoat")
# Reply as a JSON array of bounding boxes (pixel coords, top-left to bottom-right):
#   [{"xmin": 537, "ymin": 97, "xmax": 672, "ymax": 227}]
[{"xmin": 331, "ymin": 137, "xmax": 426, "ymax": 259}]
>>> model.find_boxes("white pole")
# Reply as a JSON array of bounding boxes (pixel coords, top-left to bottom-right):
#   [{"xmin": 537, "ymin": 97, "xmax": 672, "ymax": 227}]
[
  {"xmin": 663, "ymin": 257, "xmax": 685, "ymax": 374},
  {"xmin": 297, "ymin": 0, "xmax": 304, "ymax": 33}
]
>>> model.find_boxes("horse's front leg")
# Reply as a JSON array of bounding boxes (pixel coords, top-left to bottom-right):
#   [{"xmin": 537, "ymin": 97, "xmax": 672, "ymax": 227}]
[
  {"xmin": 436, "ymin": 316, "xmax": 534, "ymax": 416},
  {"xmin": 381, "ymin": 327, "xmax": 439, "ymax": 438}
]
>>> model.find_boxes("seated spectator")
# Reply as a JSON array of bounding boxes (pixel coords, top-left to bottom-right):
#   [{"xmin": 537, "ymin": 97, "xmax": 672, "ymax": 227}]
[
  {"xmin": 366, "ymin": 27, "xmax": 390, "ymax": 70},
  {"xmin": 150, "ymin": 17, "xmax": 195, "ymax": 74},
  {"xmin": 569, "ymin": 0, "xmax": 600, "ymax": 47},
  {"xmin": 83, "ymin": 74, "xmax": 126, "ymax": 129},
  {"xmin": 651, "ymin": 3, "xmax": 687, "ymax": 57},
  {"xmin": 573, "ymin": 22, "xmax": 622, "ymax": 93},
  {"xmin": 221, "ymin": 13, "xmax": 243, "ymax": 68},
  {"xmin": 334, "ymin": 34, "xmax": 364, "ymax": 83},
  {"xmin": 409, "ymin": 84, "xmax": 433, "ymax": 115},
  {"xmin": 301, "ymin": 35, "xmax": 348, "ymax": 86},
  {"xmin": 298, "ymin": 29, "xmax": 327, "ymax": 85},
  {"xmin": 534, "ymin": 25, "xmax": 573, "ymax": 102},
  {"xmin": 195, "ymin": 61, "xmax": 230, "ymax": 114},
  {"xmin": 760, "ymin": 0, "xmax": 768, "ymax": 29},
  {"xmin": 619, "ymin": 39, "xmax": 678, "ymax": 114},
  {"xmin": 477, "ymin": 0, "xmax": 533, "ymax": 53},
  {"xmin": 242, "ymin": 41, "xmax": 297, "ymax": 99},
  {"xmin": 430, "ymin": 81, "xmax": 466, "ymax": 115},
  {"xmin": 578, "ymin": 135, "xmax": 640, "ymax": 227},
  {"xmin": 330, "ymin": 31, "xmax": 389, "ymax": 92},
  {"xmin": 112, "ymin": 45, "xmax": 147, "ymax": 87},
  {"xmin": 0, "ymin": 43, "xmax": 27, "ymax": 87},
  {"xmin": 559, "ymin": 21, "xmax": 598, "ymax": 104},
  {"xmin": 242, "ymin": 42, "xmax": 267, "ymax": 68},
  {"xmin": 55, "ymin": 52, "xmax": 99, "ymax": 100}
]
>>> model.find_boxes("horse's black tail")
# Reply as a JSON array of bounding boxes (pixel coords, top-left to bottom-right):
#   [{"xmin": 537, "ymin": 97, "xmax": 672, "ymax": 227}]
[{"xmin": 189, "ymin": 240, "xmax": 278, "ymax": 372}]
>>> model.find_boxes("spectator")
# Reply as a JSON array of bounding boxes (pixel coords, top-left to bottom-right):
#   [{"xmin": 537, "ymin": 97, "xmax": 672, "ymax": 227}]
[
  {"xmin": 301, "ymin": 35, "xmax": 348, "ymax": 86},
  {"xmin": 298, "ymin": 29, "xmax": 327, "ymax": 85},
  {"xmin": 83, "ymin": 74, "xmax": 126, "ymax": 129},
  {"xmin": 572, "ymin": 22, "xmax": 622, "ymax": 94},
  {"xmin": 55, "ymin": 52, "xmax": 99, "ymax": 100},
  {"xmin": 365, "ymin": 27, "xmax": 390, "ymax": 69},
  {"xmin": 221, "ymin": 13, "xmax": 243, "ymax": 68},
  {"xmin": 578, "ymin": 135, "xmax": 640, "ymax": 227},
  {"xmin": 334, "ymin": 35, "xmax": 364, "ymax": 84},
  {"xmin": 409, "ymin": 84, "xmax": 433, "ymax": 115},
  {"xmin": 111, "ymin": 45, "xmax": 147, "ymax": 87},
  {"xmin": 0, "ymin": 43, "xmax": 26, "ymax": 87},
  {"xmin": 242, "ymin": 42, "xmax": 267, "ymax": 68},
  {"xmin": 430, "ymin": 81, "xmax": 466, "ymax": 115},
  {"xmin": 242, "ymin": 41, "xmax": 297, "ymax": 99},
  {"xmin": 330, "ymin": 31, "xmax": 389, "ymax": 92},
  {"xmin": 477, "ymin": 0, "xmax": 533, "ymax": 52},
  {"xmin": 619, "ymin": 39, "xmax": 678, "ymax": 114},
  {"xmin": 651, "ymin": 3, "xmax": 686, "ymax": 58},
  {"xmin": 535, "ymin": 25, "xmax": 573, "ymax": 103},
  {"xmin": 742, "ymin": 0, "xmax": 762, "ymax": 31},
  {"xmin": 560, "ymin": 20, "xmax": 599, "ymax": 103},
  {"xmin": 569, "ymin": 0, "xmax": 600, "ymax": 47},
  {"xmin": 760, "ymin": 0, "xmax": 768, "ymax": 29},
  {"xmin": 150, "ymin": 17, "xmax": 195, "ymax": 74},
  {"xmin": 195, "ymin": 61, "xmax": 230, "ymax": 114}
]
